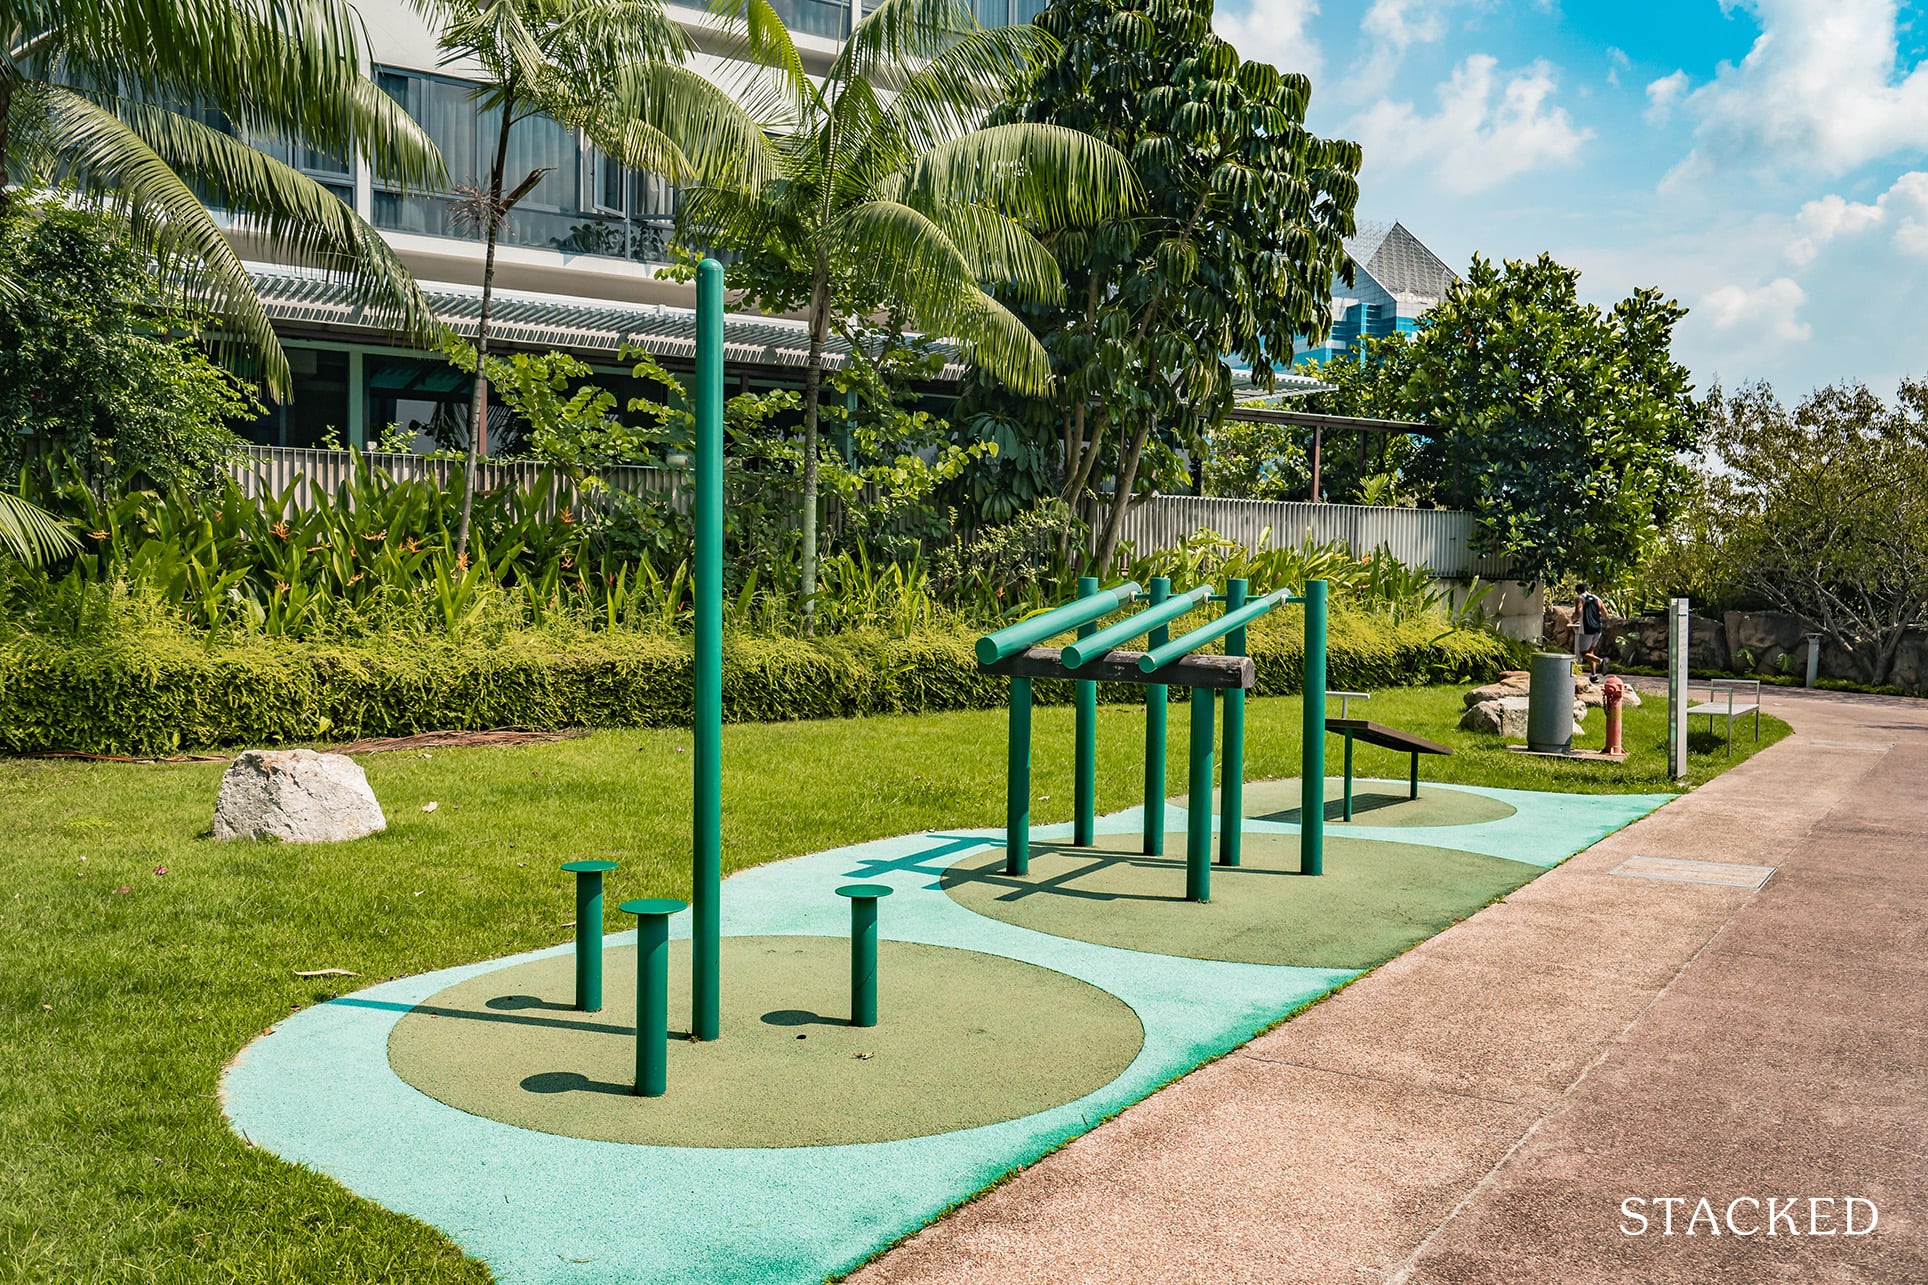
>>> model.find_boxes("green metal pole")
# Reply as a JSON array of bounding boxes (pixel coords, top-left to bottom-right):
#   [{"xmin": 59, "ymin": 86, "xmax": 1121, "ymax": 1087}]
[
  {"xmin": 693, "ymin": 258, "xmax": 724, "ymax": 1040},
  {"xmin": 623, "ymin": 897, "xmax": 685, "ymax": 1098},
  {"xmin": 837, "ymin": 883, "xmax": 892, "ymax": 1028},
  {"xmin": 1219, "ymin": 579, "xmax": 1248, "ymax": 867},
  {"xmin": 1186, "ymin": 687, "xmax": 1215, "ymax": 902},
  {"xmin": 1007, "ymin": 677, "xmax": 1033, "ymax": 875},
  {"xmin": 562, "ymin": 860, "xmax": 617, "ymax": 1012},
  {"xmin": 1301, "ymin": 578, "xmax": 1327, "ymax": 876},
  {"xmin": 1143, "ymin": 577, "xmax": 1171, "ymax": 855},
  {"xmin": 1343, "ymin": 731, "xmax": 1355, "ymax": 821},
  {"xmin": 1074, "ymin": 575, "xmax": 1099, "ymax": 847}
]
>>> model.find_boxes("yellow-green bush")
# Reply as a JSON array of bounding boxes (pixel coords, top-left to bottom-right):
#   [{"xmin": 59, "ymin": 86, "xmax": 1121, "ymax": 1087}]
[{"xmin": 0, "ymin": 615, "xmax": 1516, "ymax": 756}]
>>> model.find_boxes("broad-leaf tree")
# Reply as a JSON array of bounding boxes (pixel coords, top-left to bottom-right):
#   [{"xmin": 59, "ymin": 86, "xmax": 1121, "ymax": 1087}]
[
  {"xmin": 682, "ymin": 0, "xmax": 1140, "ymax": 630},
  {"xmin": 412, "ymin": 0, "xmax": 770, "ymax": 557},
  {"xmin": 1702, "ymin": 378, "xmax": 1928, "ymax": 686},
  {"xmin": 956, "ymin": 0, "xmax": 1360, "ymax": 568},
  {"xmin": 1403, "ymin": 252, "xmax": 1703, "ymax": 583},
  {"xmin": 0, "ymin": 0, "xmax": 443, "ymax": 393}
]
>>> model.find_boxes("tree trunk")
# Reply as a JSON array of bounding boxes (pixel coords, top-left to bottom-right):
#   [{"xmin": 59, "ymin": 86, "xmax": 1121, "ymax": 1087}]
[
  {"xmin": 799, "ymin": 269, "xmax": 831, "ymax": 635},
  {"xmin": 1091, "ymin": 411, "xmax": 1154, "ymax": 573},
  {"xmin": 455, "ymin": 105, "xmax": 516, "ymax": 563},
  {"xmin": 0, "ymin": 81, "xmax": 13, "ymax": 219}
]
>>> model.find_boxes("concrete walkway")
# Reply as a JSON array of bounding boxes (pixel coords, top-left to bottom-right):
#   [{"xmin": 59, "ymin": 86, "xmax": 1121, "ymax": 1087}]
[{"xmin": 852, "ymin": 689, "xmax": 1926, "ymax": 1284}]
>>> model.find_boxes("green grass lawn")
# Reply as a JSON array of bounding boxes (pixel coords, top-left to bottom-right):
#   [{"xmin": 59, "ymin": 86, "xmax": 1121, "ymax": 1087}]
[{"xmin": 0, "ymin": 686, "xmax": 1789, "ymax": 1283}]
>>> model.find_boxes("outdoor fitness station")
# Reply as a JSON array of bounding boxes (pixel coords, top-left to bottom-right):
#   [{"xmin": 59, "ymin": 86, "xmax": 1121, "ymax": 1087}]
[{"xmin": 973, "ymin": 573, "xmax": 1331, "ymax": 902}]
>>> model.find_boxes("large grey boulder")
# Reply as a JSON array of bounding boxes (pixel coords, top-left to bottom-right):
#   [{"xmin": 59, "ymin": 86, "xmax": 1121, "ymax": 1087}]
[
  {"xmin": 1459, "ymin": 694, "xmax": 1588, "ymax": 740},
  {"xmin": 213, "ymin": 749, "xmax": 387, "ymax": 843}
]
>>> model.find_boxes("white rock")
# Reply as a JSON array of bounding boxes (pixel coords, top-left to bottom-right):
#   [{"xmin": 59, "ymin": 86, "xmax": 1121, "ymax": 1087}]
[{"xmin": 212, "ymin": 749, "xmax": 387, "ymax": 843}]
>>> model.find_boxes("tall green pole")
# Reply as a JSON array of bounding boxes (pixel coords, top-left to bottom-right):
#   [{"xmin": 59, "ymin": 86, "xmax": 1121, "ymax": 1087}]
[
  {"xmin": 1186, "ymin": 687, "xmax": 1215, "ymax": 902},
  {"xmin": 1073, "ymin": 575, "xmax": 1099, "ymax": 847},
  {"xmin": 1301, "ymin": 578, "xmax": 1327, "ymax": 876},
  {"xmin": 1219, "ymin": 579, "xmax": 1248, "ymax": 868},
  {"xmin": 1006, "ymin": 677, "xmax": 1033, "ymax": 875},
  {"xmin": 1142, "ymin": 577, "xmax": 1171, "ymax": 855},
  {"xmin": 693, "ymin": 258, "xmax": 724, "ymax": 1040}
]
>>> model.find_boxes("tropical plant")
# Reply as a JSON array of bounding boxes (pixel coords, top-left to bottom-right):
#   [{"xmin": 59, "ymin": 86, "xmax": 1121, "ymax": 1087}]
[
  {"xmin": 953, "ymin": 0, "xmax": 1360, "ymax": 566},
  {"xmin": 0, "ymin": 487, "xmax": 75, "ymax": 565},
  {"xmin": 0, "ymin": 200, "xmax": 260, "ymax": 486},
  {"xmin": 412, "ymin": 0, "xmax": 768, "ymax": 559},
  {"xmin": 679, "ymin": 0, "xmax": 1141, "ymax": 631},
  {"xmin": 0, "ymin": 0, "xmax": 442, "ymax": 393},
  {"xmin": 1402, "ymin": 253, "xmax": 1704, "ymax": 583}
]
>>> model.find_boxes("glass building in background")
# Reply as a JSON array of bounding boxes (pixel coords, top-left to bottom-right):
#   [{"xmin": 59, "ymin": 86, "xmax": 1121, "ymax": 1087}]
[
  {"xmin": 1294, "ymin": 221, "xmax": 1459, "ymax": 367},
  {"xmin": 240, "ymin": 0, "xmax": 1045, "ymax": 450}
]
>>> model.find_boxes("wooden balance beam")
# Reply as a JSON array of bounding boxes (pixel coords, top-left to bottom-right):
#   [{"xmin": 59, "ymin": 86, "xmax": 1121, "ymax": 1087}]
[{"xmin": 1325, "ymin": 718, "xmax": 1454, "ymax": 821}]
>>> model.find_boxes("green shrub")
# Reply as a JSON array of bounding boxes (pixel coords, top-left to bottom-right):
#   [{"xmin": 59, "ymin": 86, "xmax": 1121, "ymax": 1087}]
[{"xmin": 0, "ymin": 612, "xmax": 1514, "ymax": 756}]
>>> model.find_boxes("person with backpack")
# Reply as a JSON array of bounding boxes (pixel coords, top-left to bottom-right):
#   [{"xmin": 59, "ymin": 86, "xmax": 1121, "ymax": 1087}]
[{"xmin": 1574, "ymin": 584, "xmax": 1608, "ymax": 681}]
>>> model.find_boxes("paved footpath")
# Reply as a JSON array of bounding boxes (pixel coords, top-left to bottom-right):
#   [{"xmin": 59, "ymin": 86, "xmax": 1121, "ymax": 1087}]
[{"xmin": 853, "ymin": 689, "xmax": 1927, "ymax": 1284}]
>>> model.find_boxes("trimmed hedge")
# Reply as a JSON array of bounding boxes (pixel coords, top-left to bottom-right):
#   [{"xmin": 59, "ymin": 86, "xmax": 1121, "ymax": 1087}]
[{"xmin": 0, "ymin": 613, "xmax": 1516, "ymax": 756}]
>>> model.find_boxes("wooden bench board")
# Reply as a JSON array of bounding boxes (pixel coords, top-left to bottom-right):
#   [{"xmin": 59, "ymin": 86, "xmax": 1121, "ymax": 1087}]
[{"xmin": 1324, "ymin": 718, "xmax": 1454, "ymax": 757}]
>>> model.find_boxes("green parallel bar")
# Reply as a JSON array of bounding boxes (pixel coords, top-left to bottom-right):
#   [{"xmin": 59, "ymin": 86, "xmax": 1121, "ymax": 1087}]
[
  {"xmin": 974, "ymin": 582, "xmax": 1141, "ymax": 665},
  {"xmin": 1062, "ymin": 583, "xmax": 1214, "ymax": 668},
  {"xmin": 1138, "ymin": 587, "xmax": 1292, "ymax": 672},
  {"xmin": 693, "ymin": 258, "xmax": 724, "ymax": 1041},
  {"xmin": 1301, "ymin": 579, "xmax": 1328, "ymax": 876},
  {"xmin": 1007, "ymin": 677, "xmax": 1032, "ymax": 875},
  {"xmin": 1074, "ymin": 576, "xmax": 1099, "ymax": 848},
  {"xmin": 622, "ymin": 897, "xmax": 686, "ymax": 1098},
  {"xmin": 1343, "ymin": 731, "xmax": 1355, "ymax": 821},
  {"xmin": 1186, "ymin": 686, "xmax": 1215, "ymax": 902},
  {"xmin": 836, "ymin": 883, "xmax": 892, "ymax": 1028},
  {"xmin": 1410, "ymin": 750, "xmax": 1419, "ymax": 800},
  {"xmin": 562, "ymin": 860, "xmax": 618, "ymax": 1012},
  {"xmin": 1143, "ymin": 577, "xmax": 1171, "ymax": 855},
  {"xmin": 1218, "ymin": 579, "xmax": 1248, "ymax": 868}
]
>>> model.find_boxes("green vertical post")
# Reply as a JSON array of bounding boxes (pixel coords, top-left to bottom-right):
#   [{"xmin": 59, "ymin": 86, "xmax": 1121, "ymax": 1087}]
[
  {"xmin": 1007, "ymin": 677, "xmax": 1033, "ymax": 875},
  {"xmin": 693, "ymin": 258, "xmax": 724, "ymax": 1041},
  {"xmin": 1218, "ymin": 579, "xmax": 1248, "ymax": 867},
  {"xmin": 1343, "ymin": 731, "xmax": 1355, "ymax": 821},
  {"xmin": 1142, "ymin": 577, "xmax": 1171, "ymax": 855},
  {"xmin": 1301, "ymin": 578, "xmax": 1328, "ymax": 876},
  {"xmin": 1186, "ymin": 687, "xmax": 1215, "ymax": 902},
  {"xmin": 836, "ymin": 884, "xmax": 892, "ymax": 1028},
  {"xmin": 561, "ymin": 860, "xmax": 618, "ymax": 1012},
  {"xmin": 622, "ymin": 897, "xmax": 686, "ymax": 1098},
  {"xmin": 1073, "ymin": 575, "xmax": 1099, "ymax": 847}
]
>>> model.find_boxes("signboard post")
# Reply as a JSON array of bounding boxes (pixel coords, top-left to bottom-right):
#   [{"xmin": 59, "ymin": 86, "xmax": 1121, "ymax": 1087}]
[{"xmin": 1669, "ymin": 598, "xmax": 1690, "ymax": 781}]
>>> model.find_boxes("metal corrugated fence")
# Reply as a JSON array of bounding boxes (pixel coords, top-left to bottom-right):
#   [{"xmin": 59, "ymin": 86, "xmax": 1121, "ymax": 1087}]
[
  {"xmin": 231, "ymin": 448, "xmax": 1508, "ymax": 577},
  {"xmin": 1116, "ymin": 495, "xmax": 1513, "ymax": 579}
]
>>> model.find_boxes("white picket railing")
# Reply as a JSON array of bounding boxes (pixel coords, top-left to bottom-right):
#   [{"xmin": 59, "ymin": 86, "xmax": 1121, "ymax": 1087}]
[{"xmin": 229, "ymin": 446, "xmax": 1509, "ymax": 578}]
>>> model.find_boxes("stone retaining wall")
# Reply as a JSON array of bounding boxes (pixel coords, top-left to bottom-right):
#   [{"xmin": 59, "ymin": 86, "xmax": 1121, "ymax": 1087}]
[{"xmin": 1543, "ymin": 605, "xmax": 1928, "ymax": 689}]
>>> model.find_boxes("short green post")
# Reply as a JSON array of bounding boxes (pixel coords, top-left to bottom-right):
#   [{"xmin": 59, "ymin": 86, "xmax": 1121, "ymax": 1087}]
[
  {"xmin": 1143, "ymin": 577, "xmax": 1171, "ymax": 855},
  {"xmin": 1342, "ymin": 730, "xmax": 1356, "ymax": 821},
  {"xmin": 1186, "ymin": 686, "xmax": 1215, "ymax": 902},
  {"xmin": 1073, "ymin": 575, "xmax": 1099, "ymax": 847},
  {"xmin": 1301, "ymin": 578, "xmax": 1327, "ymax": 876},
  {"xmin": 1219, "ymin": 579, "xmax": 1248, "ymax": 867},
  {"xmin": 693, "ymin": 258, "xmax": 724, "ymax": 1041},
  {"xmin": 622, "ymin": 897, "xmax": 686, "ymax": 1098},
  {"xmin": 836, "ymin": 883, "xmax": 893, "ymax": 1028},
  {"xmin": 561, "ymin": 860, "xmax": 619, "ymax": 1012},
  {"xmin": 1007, "ymin": 677, "xmax": 1033, "ymax": 875}
]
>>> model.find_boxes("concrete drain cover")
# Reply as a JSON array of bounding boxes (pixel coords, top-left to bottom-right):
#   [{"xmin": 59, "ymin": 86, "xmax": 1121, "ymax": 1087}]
[{"xmin": 1609, "ymin": 856, "xmax": 1775, "ymax": 889}]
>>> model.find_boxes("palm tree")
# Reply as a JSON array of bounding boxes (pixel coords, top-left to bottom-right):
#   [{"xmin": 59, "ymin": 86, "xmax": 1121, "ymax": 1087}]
[
  {"xmin": 411, "ymin": 0, "xmax": 770, "ymax": 558},
  {"xmin": 0, "ymin": 0, "xmax": 445, "ymax": 395},
  {"xmin": 686, "ymin": 0, "xmax": 1140, "ymax": 631},
  {"xmin": 0, "ymin": 489, "xmax": 76, "ymax": 565}
]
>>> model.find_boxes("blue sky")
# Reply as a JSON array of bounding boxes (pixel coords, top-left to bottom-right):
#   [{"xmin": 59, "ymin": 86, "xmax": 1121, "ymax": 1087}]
[{"xmin": 1210, "ymin": 0, "xmax": 1928, "ymax": 399}]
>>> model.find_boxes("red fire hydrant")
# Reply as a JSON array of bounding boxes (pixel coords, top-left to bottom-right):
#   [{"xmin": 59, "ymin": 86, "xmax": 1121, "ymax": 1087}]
[{"xmin": 1602, "ymin": 675, "xmax": 1628, "ymax": 757}]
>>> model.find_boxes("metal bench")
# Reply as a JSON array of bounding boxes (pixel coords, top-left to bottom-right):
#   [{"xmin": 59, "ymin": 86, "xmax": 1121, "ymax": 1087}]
[
  {"xmin": 1686, "ymin": 678, "xmax": 1761, "ymax": 756},
  {"xmin": 1324, "ymin": 718, "xmax": 1454, "ymax": 820}
]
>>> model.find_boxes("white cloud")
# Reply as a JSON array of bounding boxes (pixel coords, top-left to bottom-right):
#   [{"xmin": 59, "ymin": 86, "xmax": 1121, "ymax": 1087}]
[
  {"xmin": 1357, "ymin": 0, "xmax": 1450, "ymax": 87},
  {"xmin": 1701, "ymin": 278, "xmax": 1811, "ymax": 343},
  {"xmin": 1352, "ymin": 55, "xmax": 1592, "ymax": 194},
  {"xmin": 1644, "ymin": 70, "xmax": 1689, "ymax": 126},
  {"xmin": 1212, "ymin": 0, "xmax": 1322, "ymax": 80},
  {"xmin": 1668, "ymin": 0, "xmax": 1928, "ymax": 180},
  {"xmin": 1786, "ymin": 172, "xmax": 1928, "ymax": 264}
]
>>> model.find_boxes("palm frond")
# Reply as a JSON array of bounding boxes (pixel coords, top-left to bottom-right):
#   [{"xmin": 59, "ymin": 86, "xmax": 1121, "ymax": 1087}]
[
  {"xmin": 942, "ymin": 287, "xmax": 1053, "ymax": 395},
  {"xmin": 0, "ymin": 490, "xmax": 80, "ymax": 567},
  {"xmin": 606, "ymin": 60, "xmax": 778, "ymax": 188},
  {"xmin": 700, "ymin": 0, "xmax": 820, "ymax": 126},
  {"xmin": 878, "ymin": 23, "xmax": 1058, "ymax": 156},
  {"xmin": 832, "ymin": 0, "xmax": 980, "ymax": 91},
  {"xmin": 924, "ymin": 200, "xmax": 1061, "ymax": 302},
  {"xmin": 900, "ymin": 122, "xmax": 1142, "ymax": 229}
]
